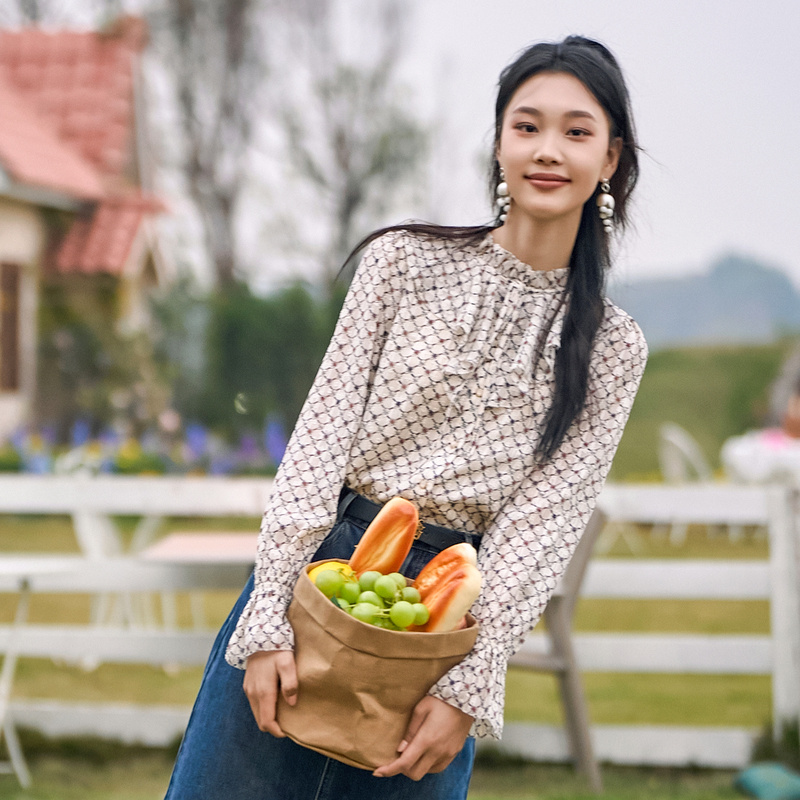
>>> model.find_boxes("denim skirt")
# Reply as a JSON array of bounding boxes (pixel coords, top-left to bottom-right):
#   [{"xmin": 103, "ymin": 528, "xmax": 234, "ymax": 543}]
[{"xmin": 163, "ymin": 506, "xmax": 477, "ymax": 800}]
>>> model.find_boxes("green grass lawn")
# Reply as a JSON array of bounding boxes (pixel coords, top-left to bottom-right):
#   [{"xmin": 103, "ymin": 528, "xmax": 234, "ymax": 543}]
[
  {"xmin": 0, "ymin": 753, "xmax": 176, "ymax": 800},
  {"xmin": 0, "ymin": 522, "xmax": 775, "ymax": 797},
  {"xmin": 468, "ymin": 758, "xmax": 741, "ymax": 799},
  {"xmin": 0, "ymin": 516, "xmax": 774, "ymax": 731},
  {"xmin": 610, "ymin": 339, "xmax": 793, "ymax": 480},
  {"xmin": 504, "ymin": 670, "xmax": 770, "ymax": 727},
  {"xmin": 0, "ymin": 753, "xmax": 744, "ymax": 800},
  {"xmin": 0, "ymin": 732, "xmax": 747, "ymax": 800}
]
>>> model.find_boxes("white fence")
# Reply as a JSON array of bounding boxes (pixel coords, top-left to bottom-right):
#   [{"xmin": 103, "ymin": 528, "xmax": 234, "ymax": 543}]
[
  {"xmin": 599, "ymin": 482, "xmax": 800, "ymax": 740},
  {"xmin": 0, "ymin": 476, "xmax": 798, "ymax": 769},
  {"xmin": 496, "ymin": 483, "xmax": 800, "ymax": 768},
  {"xmin": 504, "ymin": 559, "xmax": 772, "ymax": 768}
]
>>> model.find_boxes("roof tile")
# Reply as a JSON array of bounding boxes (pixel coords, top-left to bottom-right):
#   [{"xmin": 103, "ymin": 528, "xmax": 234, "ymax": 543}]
[
  {"xmin": 0, "ymin": 74, "xmax": 104, "ymax": 200},
  {"xmin": 54, "ymin": 193, "xmax": 163, "ymax": 275},
  {"xmin": 0, "ymin": 16, "xmax": 162, "ymax": 275},
  {"xmin": 0, "ymin": 19, "xmax": 143, "ymax": 177}
]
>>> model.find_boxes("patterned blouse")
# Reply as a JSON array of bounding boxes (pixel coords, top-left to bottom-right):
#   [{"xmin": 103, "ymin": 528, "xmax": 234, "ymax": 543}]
[{"xmin": 225, "ymin": 230, "xmax": 648, "ymax": 740}]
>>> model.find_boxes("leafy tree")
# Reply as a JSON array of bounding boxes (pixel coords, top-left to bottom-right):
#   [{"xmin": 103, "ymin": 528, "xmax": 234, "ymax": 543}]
[
  {"xmin": 194, "ymin": 281, "xmax": 346, "ymax": 436},
  {"xmin": 36, "ymin": 278, "xmax": 170, "ymax": 441},
  {"xmin": 148, "ymin": 274, "xmax": 210, "ymax": 422},
  {"xmin": 145, "ymin": 0, "xmax": 267, "ymax": 288}
]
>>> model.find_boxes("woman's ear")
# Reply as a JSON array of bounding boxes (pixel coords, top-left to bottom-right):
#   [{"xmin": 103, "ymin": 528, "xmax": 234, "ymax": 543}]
[{"xmin": 604, "ymin": 136, "xmax": 623, "ymax": 179}]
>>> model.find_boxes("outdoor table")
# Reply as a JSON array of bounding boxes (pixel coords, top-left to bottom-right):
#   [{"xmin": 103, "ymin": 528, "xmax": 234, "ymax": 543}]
[
  {"xmin": 141, "ymin": 532, "xmax": 259, "ymax": 563},
  {"xmin": 721, "ymin": 428, "xmax": 800, "ymax": 484},
  {"xmin": 0, "ymin": 551, "xmax": 255, "ymax": 787},
  {"xmin": 0, "ymin": 557, "xmax": 88, "ymax": 788},
  {"xmin": 140, "ymin": 532, "xmax": 257, "ymax": 629}
]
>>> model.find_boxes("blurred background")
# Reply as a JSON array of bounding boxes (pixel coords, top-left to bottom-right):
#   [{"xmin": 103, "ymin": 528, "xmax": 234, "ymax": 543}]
[
  {"xmin": 0, "ymin": 3, "xmax": 799, "ymax": 798},
  {"xmin": 0, "ymin": 0, "xmax": 797, "ymax": 479}
]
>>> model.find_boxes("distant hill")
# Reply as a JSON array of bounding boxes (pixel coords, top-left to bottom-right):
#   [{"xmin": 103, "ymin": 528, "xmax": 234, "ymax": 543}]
[{"xmin": 609, "ymin": 255, "xmax": 800, "ymax": 350}]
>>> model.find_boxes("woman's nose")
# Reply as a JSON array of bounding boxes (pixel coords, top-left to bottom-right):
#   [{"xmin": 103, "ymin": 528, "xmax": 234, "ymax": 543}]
[{"xmin": 532, "ymin": 132, "xmax": 562, "ymax": 164}]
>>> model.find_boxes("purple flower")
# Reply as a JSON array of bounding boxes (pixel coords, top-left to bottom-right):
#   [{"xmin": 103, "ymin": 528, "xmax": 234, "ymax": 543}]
[
  {"xmin": 238, "ymin": 434, "xmax": 259, "ymax": 462},
  {"xmin": 264, "ymin": 416, "xmax": 287, "ymax": 465},
  {"xmin": 71, "ymin": 419, "xmax": 91, "ymax": 447},
  {"xmin": 185, "ymin": 422, "xmax": 209, "ymax": 459}
]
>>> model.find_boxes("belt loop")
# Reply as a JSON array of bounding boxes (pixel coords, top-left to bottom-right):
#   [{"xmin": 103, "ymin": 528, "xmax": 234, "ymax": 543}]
[{"xmin": 336, "ymin": 487, "xmax": 358, "ymax": 522}]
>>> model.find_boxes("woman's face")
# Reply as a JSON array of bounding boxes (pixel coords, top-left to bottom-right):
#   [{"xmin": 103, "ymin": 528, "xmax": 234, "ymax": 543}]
[{"xmin": 496, "ymin": 71, "xmax": 621, "ymax": 228}]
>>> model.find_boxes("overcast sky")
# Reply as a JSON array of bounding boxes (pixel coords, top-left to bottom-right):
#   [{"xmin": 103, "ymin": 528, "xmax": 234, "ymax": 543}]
[
  {"xmin": 34, "ymin": 0, "xmax": 798, "ymax": 290},
  {"xmin": 392, "ymin": 0, "xmax": 800, "ymax": 289}
]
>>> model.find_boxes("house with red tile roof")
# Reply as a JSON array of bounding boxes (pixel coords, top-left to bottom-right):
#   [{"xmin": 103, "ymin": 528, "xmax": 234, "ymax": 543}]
[{"xmin": 0, "ymin": 15, "xmax": 166, "ymax": 440}]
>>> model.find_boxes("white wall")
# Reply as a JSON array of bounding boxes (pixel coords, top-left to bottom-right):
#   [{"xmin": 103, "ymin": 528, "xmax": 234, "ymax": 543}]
[{"xmin": 0, "ymin": 197, "xmax": 44, "ymax": 440}]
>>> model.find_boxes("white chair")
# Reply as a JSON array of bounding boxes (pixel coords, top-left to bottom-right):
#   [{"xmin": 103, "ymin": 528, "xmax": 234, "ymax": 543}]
[
  {"xmin": 657, "ymin": 423, "xmax": 743, "ymax": 543},
  {"xmin": 658, "ymin": 422, "xmax": 712, "ymax": 484},
  {"xmin": 657, "ymin": 423, "xmax": 711, "ymax": 544}
]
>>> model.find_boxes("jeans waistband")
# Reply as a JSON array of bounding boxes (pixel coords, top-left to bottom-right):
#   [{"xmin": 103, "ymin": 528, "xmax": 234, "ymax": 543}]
[{"xmin": 337, "ymin": 487, "xmax": 481, "ymax": 553}]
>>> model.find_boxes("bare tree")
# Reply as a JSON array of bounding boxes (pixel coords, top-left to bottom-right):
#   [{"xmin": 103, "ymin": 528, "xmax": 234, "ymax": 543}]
[
  {"xmin": 265, "ymin": 0, "xmax": 428, "ymax": 288},
  {"xmin": 18, "ymin": 0, "xmax": 44, "ymax": 21},
  {"xmin": 145, "ymin": 0, "xmax": 266, "ymax": 288}
]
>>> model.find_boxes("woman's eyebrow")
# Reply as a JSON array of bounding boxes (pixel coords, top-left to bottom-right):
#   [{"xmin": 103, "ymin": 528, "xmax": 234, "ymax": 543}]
[{"xmin": 511, "ymin": 106, "xmax": 597, "ymax": 121}]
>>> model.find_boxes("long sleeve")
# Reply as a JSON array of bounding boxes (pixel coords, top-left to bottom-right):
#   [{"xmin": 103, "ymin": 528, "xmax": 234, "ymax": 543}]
[
  {"xmin": 225, "ymin": 234, "xmax": 407, "ymax": 668},
  {"xmin": 427, "ymin": 312, "xmax": 648, "ymax": 738}
]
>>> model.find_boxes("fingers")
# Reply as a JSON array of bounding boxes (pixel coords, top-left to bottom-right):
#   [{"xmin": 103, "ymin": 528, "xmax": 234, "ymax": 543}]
[
  {"xmin": 374, "ymin": 734, "xmax": 452, "ymax": 781},
  {"xmin": 243, "ymin": 656, "xmax": 283, "ymax": 738},
  {"xmin": 243, "ymin": 650, "xmax": 296, "ymax": 738},
  {"xmin": 374, "ymin": 702, "xmax": 432, "ymax": 779},
  {"xmin": 373, "ymin": 750, "xmax": 431, "ymax": 781},
  {"xmin": 276, "ymin": 653, "xmax": 298, "ymax": 706},
  {"xmin": 396, "ymin": 698, "xmax": 426, "ymax": 754},
  {"xmin": 373, "ymin": 697, "xmax": 472, "ymax": 781}
]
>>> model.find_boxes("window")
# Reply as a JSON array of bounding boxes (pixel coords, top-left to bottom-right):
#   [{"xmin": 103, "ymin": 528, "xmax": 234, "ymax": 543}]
[{"xmin": 0, "ymin": 263, "xmax": 20, "ymax": 392}]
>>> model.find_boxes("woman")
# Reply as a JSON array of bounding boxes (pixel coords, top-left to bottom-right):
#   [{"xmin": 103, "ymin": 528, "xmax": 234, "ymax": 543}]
[{"xmin": 165, "ymin": 35, "xmax": 647, "ymax": 799}]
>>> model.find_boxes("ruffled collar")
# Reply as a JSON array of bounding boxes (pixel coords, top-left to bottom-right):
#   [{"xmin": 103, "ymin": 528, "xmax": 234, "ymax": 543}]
[
  {"xmin": 479, "ymin": 233, "xmax": 570, "ymax": 293},
  {"xmin": 434, "ymin": 235, "xmax": 569, "ymax": 409}
]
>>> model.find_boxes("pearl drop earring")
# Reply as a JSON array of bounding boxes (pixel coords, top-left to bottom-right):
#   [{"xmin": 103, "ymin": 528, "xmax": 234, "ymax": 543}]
[
  {"xmin": 596, "ymin": 180, "xmax": 615, "ymax": 233},
  {"xmin": 495, "ymin": 167, "xmax": 510, "ymax": 224}
]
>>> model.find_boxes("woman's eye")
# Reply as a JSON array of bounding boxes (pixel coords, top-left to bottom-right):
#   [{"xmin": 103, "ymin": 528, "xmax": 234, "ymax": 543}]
[
  {"xmin": 516, "ymin": 123, "xmax": 537, "ymax": 133},
  {"xmin": 567, "ymin": 128, "xmax": 590, "ymax": 137}
]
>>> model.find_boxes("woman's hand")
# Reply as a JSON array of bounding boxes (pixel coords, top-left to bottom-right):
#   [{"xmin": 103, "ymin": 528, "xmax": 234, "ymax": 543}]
[
  {"xmin": 373, "ymin": 696, "xmax": 473, "ymax": 781},
  {"xmin": 243, "ymin": 650, "xmax": 298, "ymax": 737}
]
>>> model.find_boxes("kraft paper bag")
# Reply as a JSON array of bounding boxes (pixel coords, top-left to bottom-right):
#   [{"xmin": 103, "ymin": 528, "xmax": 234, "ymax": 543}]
[{"xmin": 276, "ymin": 560, "xmax": 479, "ymax": 770}]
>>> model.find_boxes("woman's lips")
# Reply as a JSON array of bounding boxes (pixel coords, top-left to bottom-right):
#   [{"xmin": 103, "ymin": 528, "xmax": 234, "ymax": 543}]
[{"xmin": 526, "ymin": 173, "xmax": 570, "ymax": 189}]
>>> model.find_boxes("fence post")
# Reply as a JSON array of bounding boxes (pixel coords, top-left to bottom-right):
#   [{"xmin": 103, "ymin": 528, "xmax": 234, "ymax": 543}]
[{"xmin": 767, "ymin": 485, "xmax": 800, "ymax": 741}]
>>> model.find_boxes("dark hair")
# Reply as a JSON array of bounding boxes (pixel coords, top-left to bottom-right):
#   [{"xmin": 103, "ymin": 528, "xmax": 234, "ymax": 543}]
[{"xmin": 348, "ymin": 35, "xmax": 639, "ymax": 461}]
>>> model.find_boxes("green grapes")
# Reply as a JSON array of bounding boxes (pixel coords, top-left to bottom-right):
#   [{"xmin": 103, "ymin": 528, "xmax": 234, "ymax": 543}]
[
  {"xmin": 400, "ymin": 586, "xmax": 421, "ymax": 604},
  {"xmin": 389, "ymin": 601, "xmax": 416, "ymax": 629},
  {"xmin": 358, "ymin": 571, "xmax": 382, "ymax": 592},
  {"xmin": 412, "ymin": 603, "xmax": 430, "ymax": 625},
  {"xmin": 358, "ymin": 591, "xmax": 384, "ymax": 608},
  {"xmin": 339, "ymin": 581, "xmax": 361, "ymax": 604},
  {"xmin": 314, "ymin": 569, "xmax": 345, "ymax": 598},
  {"xmin": 374, "ymin": 575, "xmax": 399, "ymax": 600},
  {"xmin": 388, "ymin": 572, "xmax": 407, "ymax": 589},
  {"xmin": 313, "ymin": 565, "xmax": 430, "ymax": 631},
  {"xmin": 351, "ymin": 602, "xmax": 378, "ymax": 623}
]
